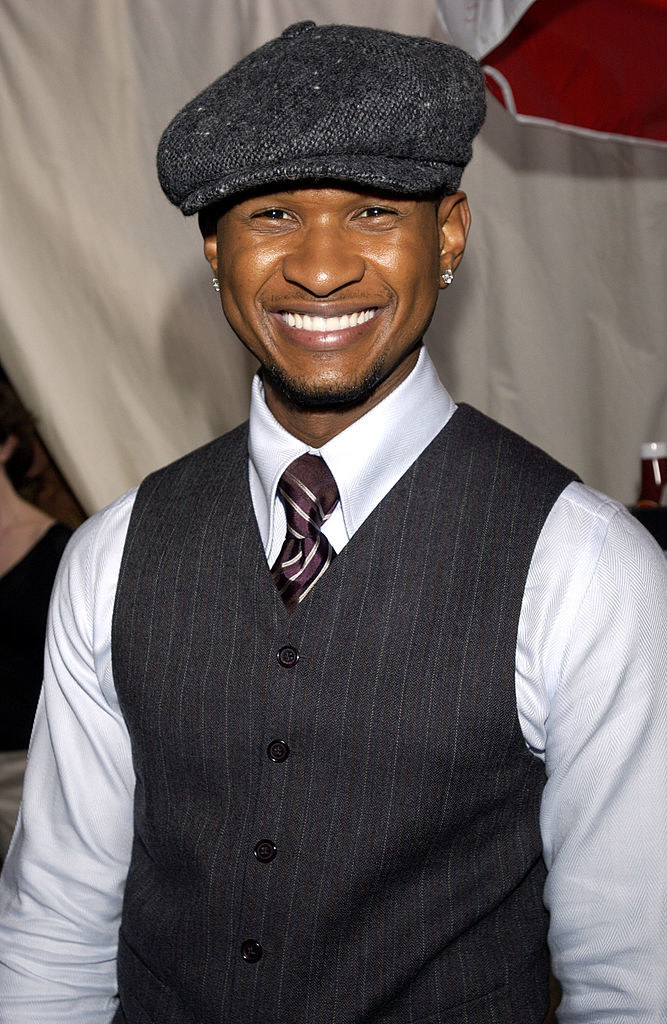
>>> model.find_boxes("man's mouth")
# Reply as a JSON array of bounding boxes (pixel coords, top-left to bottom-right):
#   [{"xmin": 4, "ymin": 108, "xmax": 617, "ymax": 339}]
[{"xmin": 279, "ymin": 308, "xmax": 378, "ymax": 332}]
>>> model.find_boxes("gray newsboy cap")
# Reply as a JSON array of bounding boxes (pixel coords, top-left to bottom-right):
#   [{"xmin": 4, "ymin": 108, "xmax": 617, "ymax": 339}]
[{"xmin": 157, "ymin": 21, "xmax": 486, "ymax": 215}]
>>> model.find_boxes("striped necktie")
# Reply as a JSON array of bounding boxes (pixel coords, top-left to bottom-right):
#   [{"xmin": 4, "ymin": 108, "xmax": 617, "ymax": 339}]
[{"xmin": 271, "ymin": 453, "xmax": 339, "ymax": 611}]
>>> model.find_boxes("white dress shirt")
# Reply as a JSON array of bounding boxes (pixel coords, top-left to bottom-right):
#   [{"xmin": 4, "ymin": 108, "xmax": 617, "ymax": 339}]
[{"xmin": 0, "ymin": 348, "xmax": 665, "ymax": 1022}]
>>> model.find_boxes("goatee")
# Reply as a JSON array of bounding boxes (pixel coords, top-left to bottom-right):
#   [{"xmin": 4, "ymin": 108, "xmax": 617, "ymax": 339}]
[{"xmin": 261, "ymin": 358, "xmax": 388, "ymax": 412}]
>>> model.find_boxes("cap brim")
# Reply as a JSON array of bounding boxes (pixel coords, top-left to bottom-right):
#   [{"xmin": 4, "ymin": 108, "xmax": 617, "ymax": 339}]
[{"xmin": 178, "ymin": 154, "xmax": 463, "ymax": 215}]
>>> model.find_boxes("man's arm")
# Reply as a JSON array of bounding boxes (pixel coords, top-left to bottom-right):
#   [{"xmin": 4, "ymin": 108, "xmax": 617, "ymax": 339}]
[
  {"xmin": 0, "ymin": 493, "xmax": 136, "ymax": 1022},
  {"xmin": 530, "ymin": 490, "xmax": 667, "ymax": 1021}
]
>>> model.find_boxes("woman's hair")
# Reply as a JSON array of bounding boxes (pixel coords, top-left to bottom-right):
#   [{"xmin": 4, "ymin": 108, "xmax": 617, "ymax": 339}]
[{"xmin": 0, "ymin": 382, "xmax": 37, "ymax": 489}]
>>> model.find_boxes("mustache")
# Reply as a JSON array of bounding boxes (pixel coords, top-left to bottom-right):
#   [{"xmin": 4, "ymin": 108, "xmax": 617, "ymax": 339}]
[{"xmin": 261, "ymin": 290, "xmax": 391, "ymax": 311}]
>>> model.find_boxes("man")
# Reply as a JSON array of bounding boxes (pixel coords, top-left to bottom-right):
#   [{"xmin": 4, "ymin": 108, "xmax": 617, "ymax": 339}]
[{"xmin": 0, "ymin": 21, "xmax": 665, "ymax": 1024}]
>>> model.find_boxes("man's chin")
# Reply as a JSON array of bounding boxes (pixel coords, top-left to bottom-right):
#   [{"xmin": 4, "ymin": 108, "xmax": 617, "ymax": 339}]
[{"xmin": 261, "ymin": 363, "xmax": 386, "ymax": 412}]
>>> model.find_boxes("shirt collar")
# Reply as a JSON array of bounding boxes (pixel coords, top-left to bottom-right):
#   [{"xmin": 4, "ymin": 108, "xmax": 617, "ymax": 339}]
[{"xmin": 248, "ymin": 346, "xmax": 456, "ymax": 557}]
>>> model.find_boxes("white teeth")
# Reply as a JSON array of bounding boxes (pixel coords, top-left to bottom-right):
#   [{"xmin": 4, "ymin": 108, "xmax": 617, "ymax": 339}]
[{"xmin": 281, "ymin": 308, "xmax": 377, "ymax": 332}]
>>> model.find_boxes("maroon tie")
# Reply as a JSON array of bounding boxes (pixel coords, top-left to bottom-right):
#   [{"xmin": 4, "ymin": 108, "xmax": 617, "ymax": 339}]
[{"xmin": 271, "ymin": 454, "xmax": 339, "ymax": 611}]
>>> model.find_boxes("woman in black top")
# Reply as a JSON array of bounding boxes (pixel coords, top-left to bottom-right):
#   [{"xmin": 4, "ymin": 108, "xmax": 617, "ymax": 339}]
[{"xmin": 0, "ymin": 384, "xmax": 71, "ymax": 858}]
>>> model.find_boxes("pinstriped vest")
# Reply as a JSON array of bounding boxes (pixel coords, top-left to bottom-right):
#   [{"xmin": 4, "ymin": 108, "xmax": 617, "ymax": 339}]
[{"xmin": 111, "ymin": 404, "xmax": 577, "ymax": 1024}]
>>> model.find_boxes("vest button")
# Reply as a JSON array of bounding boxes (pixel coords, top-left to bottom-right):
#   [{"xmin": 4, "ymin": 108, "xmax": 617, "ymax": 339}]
[
  {"xmin": 267, "ymin": 739, "xmax": 290, "ymax": 763},
  {"xmin": 241, "ymin": 938, "xmax": 263, "ymax": 963},
  {"xmin": 254, "ymin": 839, "xmax": 277, "ymax": 863},
  {"xmin": 277, "ymin": 645, "xmax": 299, "ymax": 668}
]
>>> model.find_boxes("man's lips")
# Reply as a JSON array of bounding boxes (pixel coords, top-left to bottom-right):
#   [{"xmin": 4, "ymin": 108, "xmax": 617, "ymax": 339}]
[
  {"xmin": 267, "ymin": 306, "xmax": 383, "ymax": 350},
  {"xmin": 279, "ymin": 308, "xmax": 378, "ymax": 333}
]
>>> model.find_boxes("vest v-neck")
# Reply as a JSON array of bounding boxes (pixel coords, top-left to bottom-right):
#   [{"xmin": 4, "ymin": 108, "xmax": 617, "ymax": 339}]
[{"xmin": 262, "ymin": 411, "xmax": 449, "ymax": 626}]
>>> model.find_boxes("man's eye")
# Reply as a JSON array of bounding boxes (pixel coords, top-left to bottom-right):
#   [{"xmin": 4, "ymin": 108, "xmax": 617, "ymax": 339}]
[
  {"xmin": 251, "ymin": 208, "xmax": 289, "ymax": 220},
  {"xmin": 358, "ymin": 206, "xmax": 396, "ymax": 219}
]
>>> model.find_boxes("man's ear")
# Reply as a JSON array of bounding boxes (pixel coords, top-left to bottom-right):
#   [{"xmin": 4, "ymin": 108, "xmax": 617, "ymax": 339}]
[
  {"xmin": 203, "ymin": 231, "xmax": 218, "ymax": 275},
  {"xmin": 437, "ymin": 191, "xmax": 471, "ymax": 276}
]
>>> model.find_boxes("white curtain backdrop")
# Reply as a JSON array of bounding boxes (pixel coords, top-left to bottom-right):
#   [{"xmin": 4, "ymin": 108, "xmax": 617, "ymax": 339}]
[{"xmin": 1, "ymin": 0, "xmax": 665, "ymax": 512}]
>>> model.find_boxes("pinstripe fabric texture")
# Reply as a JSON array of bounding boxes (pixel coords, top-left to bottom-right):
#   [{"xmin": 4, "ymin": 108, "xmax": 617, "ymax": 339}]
[
  {"xmin": 271, "ymin": 454, "xmax": 339, "ymax": 611},
  {"xmin": 111, "ymin": 406, "xmax": 577, "ymax": 1024}
]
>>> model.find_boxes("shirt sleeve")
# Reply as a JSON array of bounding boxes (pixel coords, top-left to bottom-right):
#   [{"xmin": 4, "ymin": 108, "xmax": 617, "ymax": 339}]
[
  {"xmin": 519, "ymin": 484, "xmax": 667, "ymax": 1022},
  {"xmin": 0, "ymin": 491, "xmax": 136, "ymax": 1022}
]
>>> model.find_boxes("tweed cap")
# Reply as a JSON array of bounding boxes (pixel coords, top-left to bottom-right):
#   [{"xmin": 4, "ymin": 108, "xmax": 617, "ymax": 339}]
[{"xmin": 157, "ymin": 21, "xmax": 486, "ymax": 215}]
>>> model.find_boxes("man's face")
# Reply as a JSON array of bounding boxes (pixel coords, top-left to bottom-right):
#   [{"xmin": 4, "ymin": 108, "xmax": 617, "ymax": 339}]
[{"xmin": 206, "ymin": 185, "xmax": 468, "ymax": 433}]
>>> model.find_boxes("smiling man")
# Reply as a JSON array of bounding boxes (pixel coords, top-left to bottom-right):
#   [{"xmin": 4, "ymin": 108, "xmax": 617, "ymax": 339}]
[
  {"xmin": 206, "ymin": 185, "xmax": 468, "ymax": 443},
  {"xmin": 0, "ymin": 21, "xmax": 665, "ymax": 1024}
]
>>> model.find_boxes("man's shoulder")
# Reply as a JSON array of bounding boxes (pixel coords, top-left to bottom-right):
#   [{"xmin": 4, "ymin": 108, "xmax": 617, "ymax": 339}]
[
  {"xmin": 120, "ymin": 420, "xmax": 251, "ymax": 549},
  {"xmin": 436, "ymin": 404, "xmax": 579, "ymax": 507},
  {"xmin": 453, "ymin": 404, "xmax": 576, "ymax": 478},
  {"xmin": 59, "ymin": 422, "xmax": 250, "ymax": 583},
  {"xmin": 551, "ymin": 480, "xmax": 666, "ymax": 573},
  {"xmin": 140, "ymin": 420, "xmax": 249, "ymax": 493}
]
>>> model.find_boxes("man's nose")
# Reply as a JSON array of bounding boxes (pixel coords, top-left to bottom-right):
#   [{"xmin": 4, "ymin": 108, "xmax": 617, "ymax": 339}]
[{"xmin": 281, "ymin": 228, "xmax": 365, "ymax": 296}]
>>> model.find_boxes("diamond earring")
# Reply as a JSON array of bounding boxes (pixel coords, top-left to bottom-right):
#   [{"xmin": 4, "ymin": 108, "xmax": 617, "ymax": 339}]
[
  {"xmin": 441, "ymin": 269, "xmax": 454, "ymax": 286},
  {"xmin": 212, "ymin": 276, "xmax": 220, "ymax": 292}
]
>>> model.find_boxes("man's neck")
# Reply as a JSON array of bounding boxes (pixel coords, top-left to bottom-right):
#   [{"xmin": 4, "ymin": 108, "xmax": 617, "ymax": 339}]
[{"xmin": 262, "ymin": 345, "xmax": 422, "ymax": 447}]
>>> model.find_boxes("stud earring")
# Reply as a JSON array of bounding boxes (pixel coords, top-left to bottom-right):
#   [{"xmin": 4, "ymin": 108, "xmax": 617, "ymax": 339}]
[
  {"xmin": 441, "ymin": 269, "xmax": 454, "ymax": 286},
  {"xmin": 212, "ymin": 276, "xmax": 220, "ymax": 292}
]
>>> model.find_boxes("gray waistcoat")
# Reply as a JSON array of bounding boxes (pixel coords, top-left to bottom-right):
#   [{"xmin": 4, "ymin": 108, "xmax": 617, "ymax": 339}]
[{"xmin": 111, "ymin": 404, "xmax": 576, "ymax": 1024}]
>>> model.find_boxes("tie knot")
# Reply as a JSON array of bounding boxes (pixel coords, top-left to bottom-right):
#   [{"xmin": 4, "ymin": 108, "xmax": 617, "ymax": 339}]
[{"xmin": 278, "ymin": 453, "xmax": 339, "ymax": 535}]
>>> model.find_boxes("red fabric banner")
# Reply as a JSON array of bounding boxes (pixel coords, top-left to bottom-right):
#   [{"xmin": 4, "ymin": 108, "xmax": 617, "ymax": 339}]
[{"xmin": 482, "ymin": 0, "xmax": 667, "ymax": 143}]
